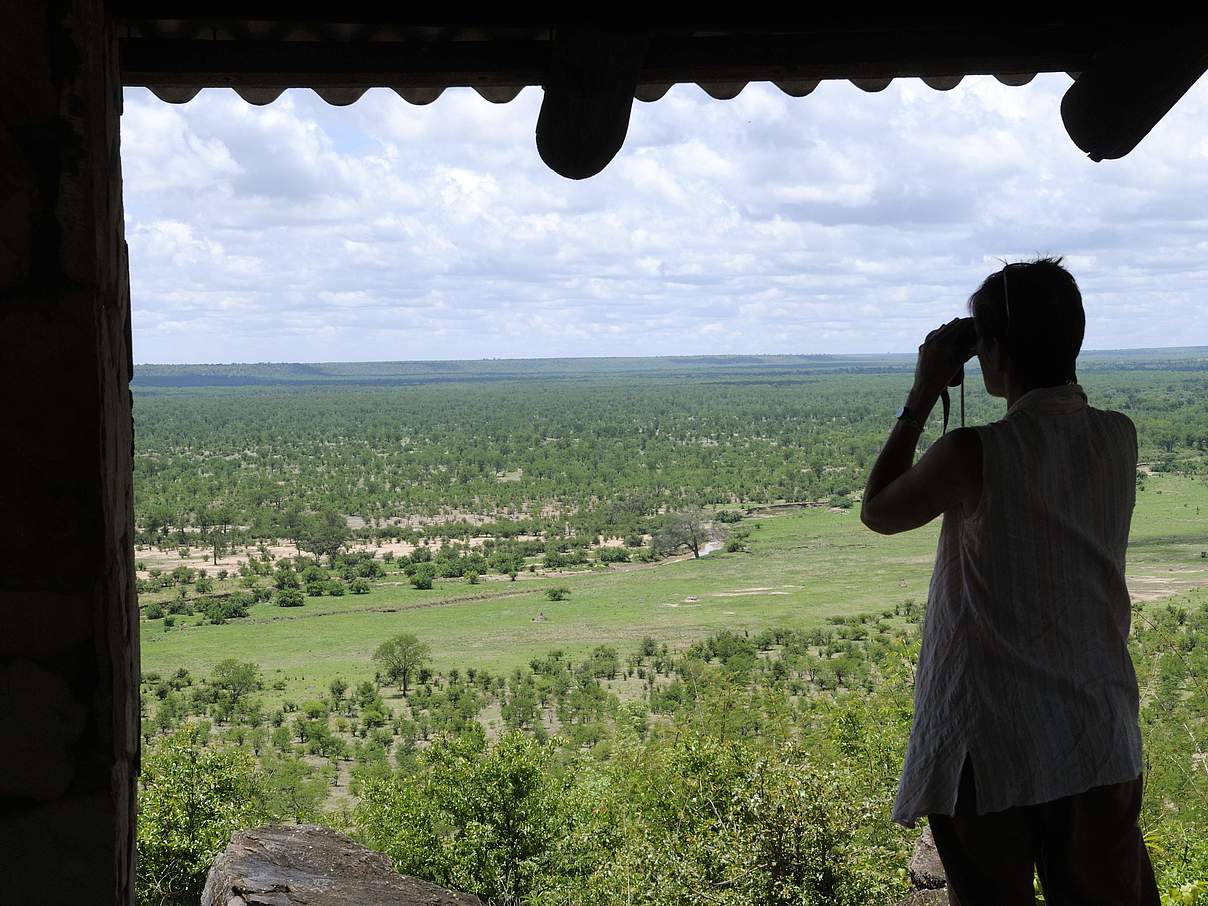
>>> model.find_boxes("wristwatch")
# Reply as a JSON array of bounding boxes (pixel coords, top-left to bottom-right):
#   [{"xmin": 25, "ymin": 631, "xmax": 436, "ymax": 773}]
[{"xmin": 895, "ymin": 404, "xmax": 925, "ymax": 431}]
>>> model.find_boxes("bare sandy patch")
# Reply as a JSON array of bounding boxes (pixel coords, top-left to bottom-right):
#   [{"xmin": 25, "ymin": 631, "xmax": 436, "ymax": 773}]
[
  {"xmin": 710, "ymin": 587, "xmax": 789, "ymax": 598},
  {"xmin": 133, "ymin": 531, "xmax": 530, "ymax": 578},
  {"xmin": 1128, "ymin": 572, "xmax": 1208, "ymax": 602}
]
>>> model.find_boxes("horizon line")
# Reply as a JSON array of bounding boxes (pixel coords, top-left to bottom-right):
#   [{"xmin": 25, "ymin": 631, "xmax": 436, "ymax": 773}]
[{"xmin": 131, "ymin": 344, "xmax": 1208, "ymax": 368}]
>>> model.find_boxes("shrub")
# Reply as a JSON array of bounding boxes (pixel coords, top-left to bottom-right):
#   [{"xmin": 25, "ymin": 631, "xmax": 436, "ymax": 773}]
[
  {"xmin": 137, "ymin": 726, "xmax": 266, "ymax": 904},
  {"xmin": 276, "ymin": 588, "xmax": 305, "ymax": 608},
  {"xmin": 145, "ymin": 602, "xmax": 165, "ymax": 620},
  {"xmin": 357, "ymin": 733, "xmax": 567, "ymax": 905},
  {"xmin": 410, "ymin": 563, "xmax": 436, "ymax": 590},
  {"xmin": 545, "ymin": 586, "xmax": 571, "ymax": 602},
  {"xmin": 350, "ymin": 578, "xmax": 371, "ymax": 594},
  {"xmin": 328, "ymin": 579, "xmax": 346, "ymax": 596},
  {"xmin": 167, "ymin": 598, "xmax": 193, "ymax": 616},
  {"xmin": 202, "ymin": 593, "xmax": 251, "ymax": 624}
]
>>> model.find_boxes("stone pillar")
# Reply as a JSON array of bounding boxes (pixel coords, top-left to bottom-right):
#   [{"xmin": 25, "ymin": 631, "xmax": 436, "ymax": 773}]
[{"xmin": 0, "ymin": 1, "xmax": 137, "ymax": 903}]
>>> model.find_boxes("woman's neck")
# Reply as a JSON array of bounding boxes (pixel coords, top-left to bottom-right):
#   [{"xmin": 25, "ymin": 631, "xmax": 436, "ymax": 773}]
[{"xmin": 1006, "ymin": 374, "xmax": 1072, "ymax": 409}]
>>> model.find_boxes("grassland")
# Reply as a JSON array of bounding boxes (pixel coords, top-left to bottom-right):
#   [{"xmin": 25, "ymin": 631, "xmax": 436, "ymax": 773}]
[{"xmin": 140, "ymin": 472, "xmax": 1208, "ymax": 706}]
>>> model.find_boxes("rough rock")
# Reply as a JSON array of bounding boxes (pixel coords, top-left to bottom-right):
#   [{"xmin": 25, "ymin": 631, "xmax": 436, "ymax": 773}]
[
  {"xmin": 201, "ymin": 824, "xmax": 482, "ymax": 906},
  {"xmin": 908, "ymin": 826, "xmax": 947, "ymax": 889},
  {"xmin": 895, "ymin": 889, "xmax": 951, "ymax": 906}
]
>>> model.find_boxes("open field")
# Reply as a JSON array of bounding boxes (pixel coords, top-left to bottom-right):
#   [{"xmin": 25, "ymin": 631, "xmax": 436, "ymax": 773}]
[{"xmin": 141, "ymin": 472, "xmax": 1208, "ymax": 706}]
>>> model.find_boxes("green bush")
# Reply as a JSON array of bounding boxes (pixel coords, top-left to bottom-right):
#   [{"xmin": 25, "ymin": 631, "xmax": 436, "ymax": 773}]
[
  {"xmin": 410, "ymin": 563, "xmax": 436, "ymax": 590},
  {"xmin": 202, "ymin": 593, "xmax": 251, "ymax": 624},
  {"xmin": 276, "ymin": 588, "xmax": 305, "ymax": 608},
  {"xmin": 137, "ymin": 725, "xmax": 267, "ymax": 904},
  {"xmin": 358, "ymin": 732, "xmax": 573, "ymax": 905}
]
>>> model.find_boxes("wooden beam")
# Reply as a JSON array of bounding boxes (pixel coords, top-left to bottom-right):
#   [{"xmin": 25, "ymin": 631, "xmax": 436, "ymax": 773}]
[
  {"xmin": 1061, "ymin": 28, "xmax": 1208, "ymax": 161},
  {"xmin": 536, "ymin": 29, "xmax": 650, "ymax": 179},
  {"xmin": 120, "ymin": 37, "xmax": 550, "ymax": 88},
  {"xmin": 119, "ymin": 26, "xmax": 1119, "ymax": 90}
]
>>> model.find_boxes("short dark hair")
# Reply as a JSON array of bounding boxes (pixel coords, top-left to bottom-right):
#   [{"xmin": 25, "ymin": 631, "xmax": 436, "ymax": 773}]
[{"xmin": 967, "ymin": 256, "xmax": 1085, "ymax": 386}]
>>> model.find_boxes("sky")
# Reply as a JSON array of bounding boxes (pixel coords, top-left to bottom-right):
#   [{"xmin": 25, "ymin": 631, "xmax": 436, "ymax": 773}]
[{"xmin": 120, "ymin": 74, "xmax": 1208, "ymax": 364}]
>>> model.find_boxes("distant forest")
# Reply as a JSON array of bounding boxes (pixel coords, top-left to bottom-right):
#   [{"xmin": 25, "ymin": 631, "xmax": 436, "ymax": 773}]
[
  {"xmin": 133, "ymin": 347, "xmax": 1208, "ymax": 389},
  {"xmin": 132, "ymin": 353, "xmax": 1208, "ymax": 549}
]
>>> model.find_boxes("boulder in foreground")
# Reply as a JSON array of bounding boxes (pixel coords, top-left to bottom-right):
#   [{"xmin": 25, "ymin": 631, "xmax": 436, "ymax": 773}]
[
  {"xmin": 896, "ymin": 889, "xmax": 951, "ymax": 905},
  {"xmin": 908, "ymin": 826, "xmax": 947, "ymax": 889},
  {"xmin": 201, "ymin": 824, "xmax": 482, "ymax": 906}
]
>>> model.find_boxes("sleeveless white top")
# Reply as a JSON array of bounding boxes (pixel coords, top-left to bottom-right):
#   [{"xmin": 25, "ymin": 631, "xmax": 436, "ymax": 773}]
[{"xmin": 892, "ymin": 383, "xmax": 1142, "ymax": 826}]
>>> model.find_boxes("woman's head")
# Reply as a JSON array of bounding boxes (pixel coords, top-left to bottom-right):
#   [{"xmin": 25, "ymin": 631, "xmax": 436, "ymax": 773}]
[{"xmin": 968, "ymin": 256, "xmax": 1085, "ymax": 397}]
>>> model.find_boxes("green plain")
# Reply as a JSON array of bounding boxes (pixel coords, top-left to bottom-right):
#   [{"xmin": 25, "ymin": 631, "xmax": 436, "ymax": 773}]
[{"xmin": 140, "ymin": 473, "xmax": 1208, "ymax": 706}]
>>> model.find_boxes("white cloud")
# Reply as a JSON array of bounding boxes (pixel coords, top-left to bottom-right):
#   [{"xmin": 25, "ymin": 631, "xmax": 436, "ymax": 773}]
[{"xmin": 121, "ymin": 75, "xmax": 1208, "ymax": 363}]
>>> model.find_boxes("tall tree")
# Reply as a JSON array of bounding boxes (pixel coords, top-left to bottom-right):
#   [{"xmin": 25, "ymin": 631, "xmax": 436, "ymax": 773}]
[
  {"xmin": 210, "ymin": 659, "xmax": 262, "ymax": 715},
  {"xmin": 653, "ymin": 507, "xmax": 710, "ymax": 558},
  {"xmin": 373, "ymin": 633, "xmax": 431, "ymax": 695},
  {"xmin": 208, "ymin": 506, "xmax": 233, "ymax": 566},
  {"xmin": 299, "ymin": 510, "xmax": 351, "ymax": 565}
]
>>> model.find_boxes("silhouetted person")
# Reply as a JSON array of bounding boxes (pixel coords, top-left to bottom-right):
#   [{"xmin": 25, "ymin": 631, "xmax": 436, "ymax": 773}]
[{"xmin": 861, "ymin": 258, "xmax": 1159, "ymax": 905}]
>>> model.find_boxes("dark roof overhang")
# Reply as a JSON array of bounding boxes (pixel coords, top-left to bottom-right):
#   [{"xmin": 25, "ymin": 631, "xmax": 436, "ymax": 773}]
[{"xmin": 113, "ymin": 12, "xmax": 1208, "ymax": 178}]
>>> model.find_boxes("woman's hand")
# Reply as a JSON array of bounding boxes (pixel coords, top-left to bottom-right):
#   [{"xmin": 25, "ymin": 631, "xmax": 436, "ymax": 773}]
[
  {"xmin": 911, "ymin": 318, "xmax": 976, "ymax": 405},
  {"xmin": 861, "ymin": 317, "xmax": 983, "ymax": 536}
]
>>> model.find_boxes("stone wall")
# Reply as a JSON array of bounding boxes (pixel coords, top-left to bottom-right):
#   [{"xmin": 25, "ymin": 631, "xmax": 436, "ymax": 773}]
[{"xmin": 0, "ymin": 1, "xmax": 137, "ymax": 902}]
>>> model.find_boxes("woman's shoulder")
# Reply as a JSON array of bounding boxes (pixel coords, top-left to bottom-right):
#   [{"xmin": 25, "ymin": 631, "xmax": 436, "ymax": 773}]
[{"xmin": 1090, "ymin": 407, "xmax": 1138, "ymax": 451}]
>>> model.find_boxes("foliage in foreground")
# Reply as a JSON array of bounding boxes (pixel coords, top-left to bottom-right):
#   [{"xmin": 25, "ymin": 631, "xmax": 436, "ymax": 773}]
[
  {"xmin": 355, "ymin": 699, "xmax": 913, "ymax": 906},
  {"xmin": 136, "ymin": 727, "xmax": 267, "ymax": 905},
  {"xmin": 135, "ymin": 593, "xmax": 1208, "ymax": 906}
]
